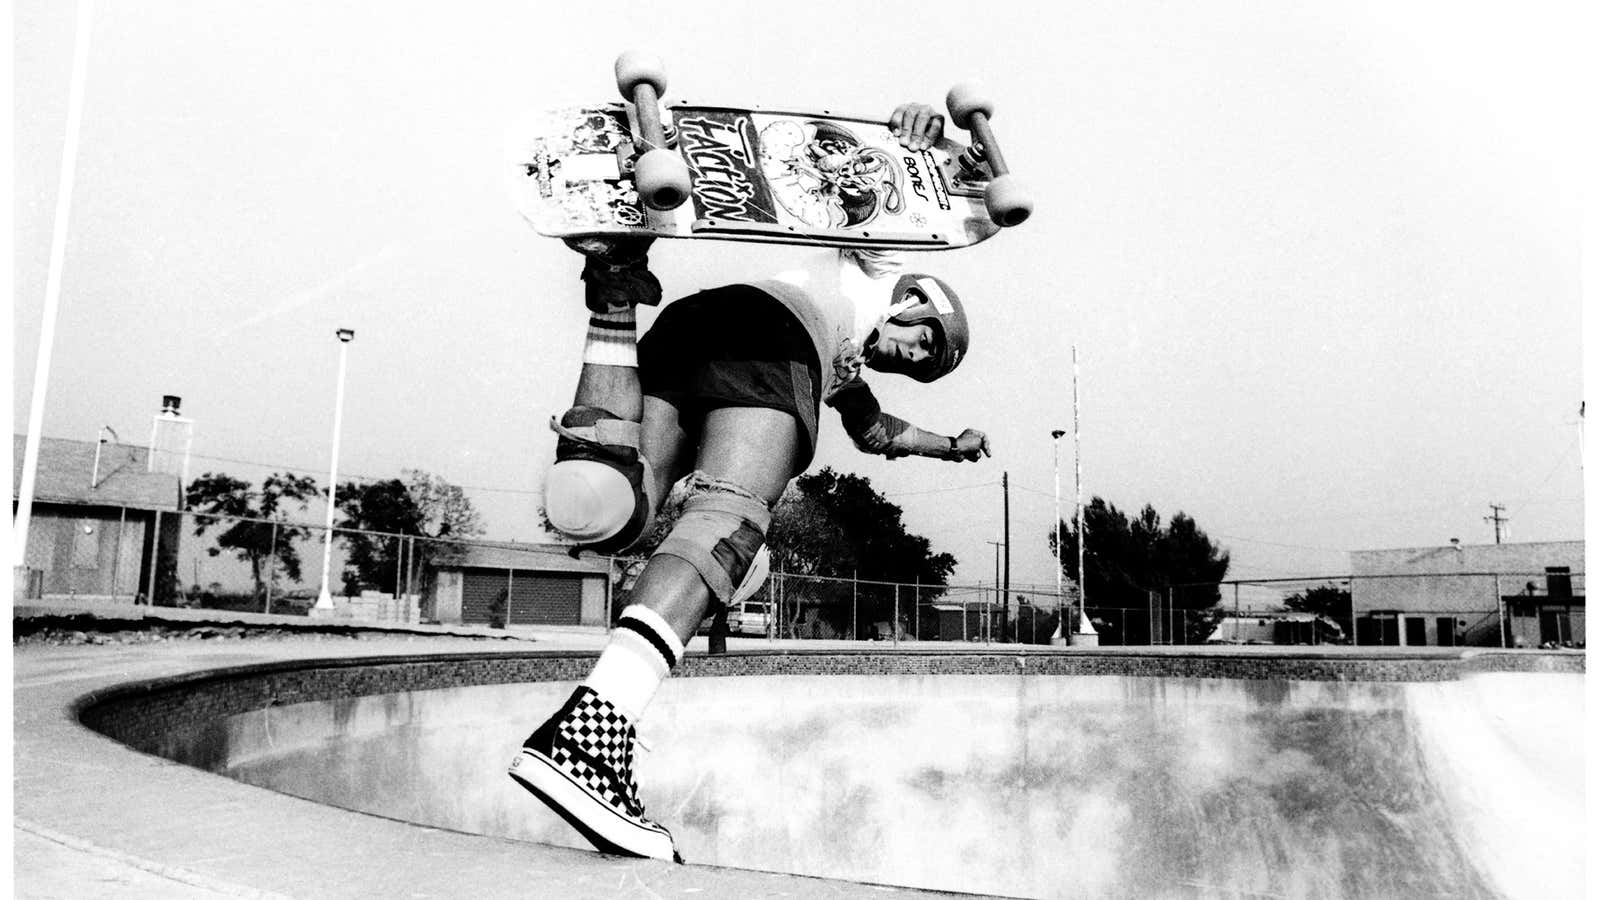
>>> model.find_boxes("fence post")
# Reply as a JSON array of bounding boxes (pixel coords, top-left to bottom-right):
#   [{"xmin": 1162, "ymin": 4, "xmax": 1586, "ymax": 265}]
[
  {"xmin": 852, "ymin": 569, "xmax": 858, "ymax": 641},
  {"xmin": 893, "ymin": 583, "xmax": 900, "ymax": 647},
  {"xmin": 605, "ymin": 556, "xmax": 614, "ymax": 627},
  {"xmin": 145, "ymin": 509, "xmax": 161, "ymax": 605},
  {"xmin": 264, "ymin": 520, "xmax": 279, "ymax": 614},
  {"xmin": 914, "ymin": 577, "xmax": 920, "ymax": 641},
  {"xmin": 1494, "ymin": 573, "xmax": 1505, "ymax": 648},
  {"xmin": 111, "ymin": 507, "xmax": 126, "ymax": 602}
]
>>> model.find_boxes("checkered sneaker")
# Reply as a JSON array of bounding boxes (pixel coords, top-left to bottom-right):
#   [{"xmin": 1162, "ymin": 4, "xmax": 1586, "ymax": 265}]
[{"xmin": 508, "ymin": 686, "xmax": 679, "ymax": 862}]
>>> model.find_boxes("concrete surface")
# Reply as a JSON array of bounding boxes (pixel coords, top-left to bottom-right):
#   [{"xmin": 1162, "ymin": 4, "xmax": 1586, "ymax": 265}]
[
  {"xmin": 11, "ymin": 610, "xmax": 1587, "ymax": 898},
  {"xmin": 12, "ymin": 625, "xmax": 987, "ymax": 899}
]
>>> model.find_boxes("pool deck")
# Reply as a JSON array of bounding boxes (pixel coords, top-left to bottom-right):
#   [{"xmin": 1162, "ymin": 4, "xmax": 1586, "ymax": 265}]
[{"xmin": 9, "ymin": 604, "xmax": 1584, "ymax": 898}]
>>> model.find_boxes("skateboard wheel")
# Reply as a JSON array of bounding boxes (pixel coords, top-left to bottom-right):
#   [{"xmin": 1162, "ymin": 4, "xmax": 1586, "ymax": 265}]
[
  {"xmin": 945, "ymin": 83, "xmax": 995, "ymax": 129},
  {"xmin": 984, "ymin": 174, "xmax": 1032, "ymax": 227},
  {"xmin": 635, "ymin": 147, "xmax": 690, "ymax": 210},
  {"xmin": 615, "ymin": 51, "xmax": 668, "ymax": 100}
]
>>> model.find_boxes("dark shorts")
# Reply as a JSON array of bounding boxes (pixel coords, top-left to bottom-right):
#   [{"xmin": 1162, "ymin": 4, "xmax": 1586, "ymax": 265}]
[{"xmin": 639, "ymin": 284, "xmax": 822, "ymax": 469}]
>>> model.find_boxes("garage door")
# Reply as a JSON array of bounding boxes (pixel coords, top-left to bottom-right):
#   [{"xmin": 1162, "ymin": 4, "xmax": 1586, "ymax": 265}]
[
  {"xmin": 461, "ymin": 571, "xmax": 506, "ymax": 625},
  {"xmin": 460, "ymin": 569, "xmax": 583, "ymax": 626},
  {"xmin": 509, "ymin": 573, "xmax": 582, "ymax": 625}
]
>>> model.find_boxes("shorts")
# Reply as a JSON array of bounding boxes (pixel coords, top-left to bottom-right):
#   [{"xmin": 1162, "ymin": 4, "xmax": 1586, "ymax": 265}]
[{"xmin": 639, "ymin": 284, "xmax": 822, "ymax": 470}]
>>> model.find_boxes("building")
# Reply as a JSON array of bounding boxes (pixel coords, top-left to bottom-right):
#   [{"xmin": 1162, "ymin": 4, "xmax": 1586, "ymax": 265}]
[
  {"xmin": 429, "ymin": 542, "xmax": 614, "ymax": 627},
  {"xmin": 12, "ymin": 434, "xmax": 183, "ymax": 603},
  {"xmin": 1207, "ymin": 611, "xmax": 1343, "ymax": 645},
  {"xmin": 929, "ymin": 599, "xmax": 1006, "ymax": 642},
  {"xmin": 1350, "ymin": 540, "xmax": 1585, "ymax": 647}
]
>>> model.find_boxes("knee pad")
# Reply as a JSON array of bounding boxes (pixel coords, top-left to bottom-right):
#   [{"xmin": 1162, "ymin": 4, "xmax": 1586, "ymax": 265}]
[
  {"xmin": 545, "ymin": 406, "xmax": 655, "ymax": 553},
  {"xmin": 654, "ymin": 474, "xmax": 771, "ymax": 604}
]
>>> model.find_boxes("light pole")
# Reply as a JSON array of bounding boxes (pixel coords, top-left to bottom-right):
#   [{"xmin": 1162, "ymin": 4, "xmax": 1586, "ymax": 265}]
[
  {"xmin": 1051, "ymin": 428, "xmax": 1067, "ymax": 645},
  {"xmin": 314, "ymin": 328, "xmax": 356, "ymax": 612},
  {"xmin": 13, "ymin": 0, "xmax": 95, "ymax": 578},
  {"xmin": 1070, "ymin": 345, "xmax": 1098, "ymax": 646}
]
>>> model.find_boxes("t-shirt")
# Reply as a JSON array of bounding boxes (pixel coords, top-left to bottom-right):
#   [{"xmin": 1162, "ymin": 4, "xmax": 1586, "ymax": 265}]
[{"xmin": 743, "ymin": 249, "xmax": 903, "ymax": 405}]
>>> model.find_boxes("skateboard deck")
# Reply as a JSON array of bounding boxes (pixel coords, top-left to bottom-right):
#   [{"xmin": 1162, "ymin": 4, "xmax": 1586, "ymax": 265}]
[{"xmin": 508, "ymin": 103, "xmax": 1005, "ymax": 251}]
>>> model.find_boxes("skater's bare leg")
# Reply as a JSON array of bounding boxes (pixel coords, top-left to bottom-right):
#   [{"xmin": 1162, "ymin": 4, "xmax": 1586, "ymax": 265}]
[
  {"xmin": 544, "ymin": 259, "xmax": 675, "ymax": 551},
  {"xmin": 573, "ymin": 362, "xmax": 640, "ymax": 422},
  {"xmin": 640, "ymin": 395, "xmax": 695, "ymax": 506},
  {"xmin": 629, "ymin": 405, "xmax": 802, "ymax": 646}
]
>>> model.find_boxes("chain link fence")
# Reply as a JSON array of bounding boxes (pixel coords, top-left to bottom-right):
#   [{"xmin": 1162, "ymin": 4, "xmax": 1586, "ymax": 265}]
[{"xmin": 17, "ymin": 505, "xmax": 1584, "ymax": 648}]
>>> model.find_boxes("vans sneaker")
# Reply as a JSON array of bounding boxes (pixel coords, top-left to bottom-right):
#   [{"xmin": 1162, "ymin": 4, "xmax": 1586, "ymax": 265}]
[{"xmin": 508, "ymin": 686, "xmax": 680, "ymax": 862}]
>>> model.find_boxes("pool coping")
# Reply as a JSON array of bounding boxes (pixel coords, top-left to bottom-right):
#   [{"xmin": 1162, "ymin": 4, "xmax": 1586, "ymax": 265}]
[{"xmin": 15, "ymin": 638, "xmax": 1585, "ymax": 898}]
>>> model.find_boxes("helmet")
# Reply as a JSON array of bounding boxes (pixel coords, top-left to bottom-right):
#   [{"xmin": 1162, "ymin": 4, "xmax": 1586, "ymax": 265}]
[{"xmin": 886, "ymin": 273, "xmax": 969, "ymax": 382}]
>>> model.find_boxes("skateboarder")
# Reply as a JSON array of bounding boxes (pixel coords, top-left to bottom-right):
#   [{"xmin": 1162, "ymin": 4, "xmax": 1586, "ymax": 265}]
[{"xmin": 508, "ymin": 102, "xmax": 991, "ymax": 861}]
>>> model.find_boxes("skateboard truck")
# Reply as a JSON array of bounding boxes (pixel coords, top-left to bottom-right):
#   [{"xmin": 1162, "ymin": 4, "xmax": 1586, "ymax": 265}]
[
  {"xmin": 615, "ymin": 51, "xmax": 692, "ymax": 212},
  {"xmin": 945, "ymin": 84, "xmax": 1032, "ymax": 228}
]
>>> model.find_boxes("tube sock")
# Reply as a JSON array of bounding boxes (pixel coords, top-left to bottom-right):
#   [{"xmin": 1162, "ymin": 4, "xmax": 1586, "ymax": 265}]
[
  {"xmin": 580, "ymin": 605, "xmax": 684, "ymax": 722},
  {"xmin": 581, "ymin": 308, "xmax": 638, "ymax": 368}
]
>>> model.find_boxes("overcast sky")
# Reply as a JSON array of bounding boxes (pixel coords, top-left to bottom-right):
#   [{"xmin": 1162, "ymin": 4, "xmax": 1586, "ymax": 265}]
[{"xmin": 11, "ymin": 0, "xmax": 1590, "ymax": 598}]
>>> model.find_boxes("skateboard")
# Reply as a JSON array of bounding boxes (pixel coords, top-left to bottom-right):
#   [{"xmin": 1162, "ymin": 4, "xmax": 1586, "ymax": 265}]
[{"xmin": 507, "ymin": 52, "xmax": 1031, "ymax": 252}]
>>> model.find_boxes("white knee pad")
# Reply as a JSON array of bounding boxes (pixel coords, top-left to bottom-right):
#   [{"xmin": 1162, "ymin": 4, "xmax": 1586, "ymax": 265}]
[
  {"xmin": 545, "ymin": 459, "xmax": 646, "ymax": 544},
  {"xmin": 545, "ymin": 406, "xmax": 657, "ymax": 553}
]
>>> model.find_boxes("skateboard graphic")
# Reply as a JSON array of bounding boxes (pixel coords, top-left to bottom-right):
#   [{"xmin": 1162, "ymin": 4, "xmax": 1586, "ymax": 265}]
[{"xmin": 508, "ymin": 52, "xmax": 1031, "ymax": 251}]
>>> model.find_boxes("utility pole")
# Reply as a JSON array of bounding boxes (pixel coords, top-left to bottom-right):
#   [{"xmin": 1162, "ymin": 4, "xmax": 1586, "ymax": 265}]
[
  {"xmin": 1002, "ymin": 471, "xmax": 1011, "ymax": 642},
  {"xmin": 1484, "ymin": 503, "xmax": 1508, "ymax": 544}
]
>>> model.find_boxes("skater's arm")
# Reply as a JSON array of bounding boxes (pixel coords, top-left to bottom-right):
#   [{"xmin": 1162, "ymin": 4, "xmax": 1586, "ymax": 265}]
[{"xmin": 828, "ymin": 382, "xmax": 990, "ymax": 462}]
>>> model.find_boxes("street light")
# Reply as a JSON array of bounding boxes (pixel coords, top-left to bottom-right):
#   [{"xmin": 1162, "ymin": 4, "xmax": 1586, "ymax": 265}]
[
  {"xmin": 313, "ymin": 328, "xmax": 356, "ymax": 612},
  {"xmin": 1051, "ymin": 428, "xmax": 1067, "ymax": 646}
]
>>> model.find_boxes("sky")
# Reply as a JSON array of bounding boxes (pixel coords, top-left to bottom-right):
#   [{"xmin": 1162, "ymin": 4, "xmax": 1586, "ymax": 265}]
[{"xmin": 10, "ymin": 0, "xmax": 1592, "ymax": 601}]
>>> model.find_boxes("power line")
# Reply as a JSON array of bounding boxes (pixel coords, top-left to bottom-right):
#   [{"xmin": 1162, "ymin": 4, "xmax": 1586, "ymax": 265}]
[
  {"xmin": 884, "ymin": 480, "xmax": 998, "ymax": 498},
  {"xmin": 182, "ymin": 450, "xmax": 545, "ymax": 497}
]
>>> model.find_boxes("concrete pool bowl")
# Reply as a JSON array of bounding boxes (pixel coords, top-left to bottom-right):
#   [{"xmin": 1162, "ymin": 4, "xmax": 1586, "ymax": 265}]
[{"xmin": 66, "ymin": 646, "xmax": 1584, "ymax": 899}]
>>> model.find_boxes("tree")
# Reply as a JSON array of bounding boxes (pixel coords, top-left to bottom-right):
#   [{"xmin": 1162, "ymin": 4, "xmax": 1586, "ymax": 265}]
[
  {"xmin": 186, "ymin": 472, "xmax": 320, "ymax": 605},
  {"xmin": 774, "ymin": 468, "xmax": 955, "ymax": 584},
  {"xmin": 334, "ymin": 478, "xmax": 423, "ymax": 594},
  {"xmin": 1283, "ymin": 584, "xmax": 1352, "ymax": 624},
  {"xmin": 769, "ymin": 468, "xmax": 956, "ymax": 638},
  {"xmin": 403, "ymin": 468, "xmax": 484, "ymax": 541},
  {"xmin": 1053, "ymin": 497, "xmax": 1230, "ymax": 644},
  {"xmin": 335, "ymin": 470, "xmax": 485, "ymax": 595}
]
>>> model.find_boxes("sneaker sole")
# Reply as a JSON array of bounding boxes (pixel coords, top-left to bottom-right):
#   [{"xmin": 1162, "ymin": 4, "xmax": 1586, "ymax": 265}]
[{"xmin": 508, "ymin": 749, "xmax": 678, "ymax": 862}]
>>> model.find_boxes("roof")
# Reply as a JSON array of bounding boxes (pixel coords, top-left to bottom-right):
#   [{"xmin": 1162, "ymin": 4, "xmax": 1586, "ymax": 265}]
[
  {"xmin": 441, "ymin": 540, "xmax": 612, "ymax": 576},
  {"xmin": 12, "ymin": 435, "xmax": 183, "ymax": 512},
  {"xmin": 1351, "ymin": 540, "xmax": 1585, "ymax": 576}
]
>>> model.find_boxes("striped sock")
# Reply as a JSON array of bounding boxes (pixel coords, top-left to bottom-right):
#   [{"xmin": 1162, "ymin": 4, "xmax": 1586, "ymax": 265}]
[
  {"xmin": 582, "ymin": 308, "xmax": 637, "ymax": 368},
  {"xmin": 580, "ymin": 605, "xmax": 683, "ymax": 722}
]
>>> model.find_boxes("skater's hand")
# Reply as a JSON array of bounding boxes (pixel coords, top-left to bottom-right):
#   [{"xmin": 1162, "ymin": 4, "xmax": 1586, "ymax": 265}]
[
  {"xmin": 889, "ymin": 102, "xmax": 944, "ymax": 151},
  {"xmin": 948, "ymin": 428, "xmax": 991, "ymax": 462},
  {"xmin": 563, "ymin": 236, "xmax": 655, "ymax": 265}
]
